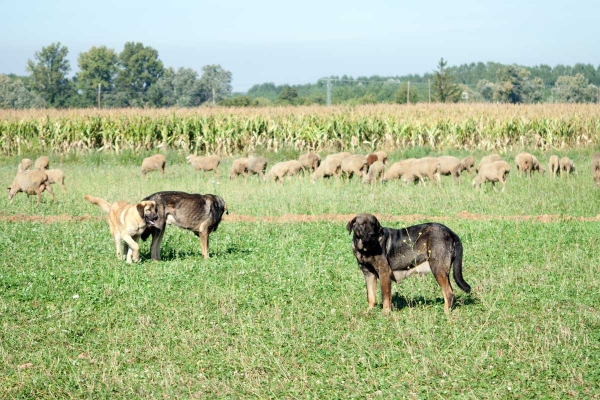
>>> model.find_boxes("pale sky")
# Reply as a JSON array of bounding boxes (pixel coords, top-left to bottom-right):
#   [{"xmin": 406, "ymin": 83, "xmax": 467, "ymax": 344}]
[{"xmin": 1, "ymin": 0, "xmax": 598, "ymax": 91}]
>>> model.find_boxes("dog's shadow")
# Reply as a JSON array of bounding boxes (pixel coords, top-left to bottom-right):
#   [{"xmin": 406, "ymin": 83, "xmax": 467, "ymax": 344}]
[
  {"xmin": 147, "ymin": 243, "xmax": 252, "ymax": 261},
  {"xmin": 391, "ymin": 293, "xmax": 478, "ymax": 311}
]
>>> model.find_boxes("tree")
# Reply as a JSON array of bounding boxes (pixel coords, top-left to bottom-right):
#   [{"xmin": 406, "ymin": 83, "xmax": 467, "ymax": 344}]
[
  {"xmin": 278, "ymin": 85, "xmax": 299, "ymax": 104},
  {"xmin": 0, "ymin": 74, "xmax": 45, "ymax": 109},
  {"xmin": 394, "ymin": 83, "xmax": 418, "ymax": 104},
  {"xmin": 432, "ymin": 58, "xmax": 461, "ymax": 103},
  {"xmin": 150, "ymin": 67, "xmax": 204, "ymax": 107},
  {"xmin": 219, "ymin": 95, "xmax": 259, "ymax": 107},
  {"xmin": 76, "ymin": 46, "xmax": 119, "ymax": 107},
  {"xmin": 493, "ymin": 66, "xmax": 532, "ymax": 103},
  {"xmin": 552, "ymin": 74, "xmax": 598, "ymax": 103},
  {"xmin": 26, "ymin": 42, "xmax": 73, "ymax": 107},
  {"xmin": 476, "ymin": 79, "xmax": 496, "ymax": 102},
  {"xmin": 114, "ymin": 42, "xmax": 164, "ymax": 107},
  {"xmin": 198, "ymin": 64, "xmax": 232, "ymax": 104}
]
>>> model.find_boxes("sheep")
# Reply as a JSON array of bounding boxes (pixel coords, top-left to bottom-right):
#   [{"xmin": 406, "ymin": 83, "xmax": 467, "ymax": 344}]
[
  {"xmin": 324, "ymin": 152, "xmax": 352, "ymax": 163},
  {"xmin": 45, "ymin": 169, "xmax": 67, "ymax": 191},
  {"xmin": 310, "ymin": 158, "xmax": 342, "ymax": 182},
  {"xmin": 515, "ymin": 152, "xmax": 534, "ymax": 178},
  {"xmin": 187, "ymin": 155, "xmax": 220, "ymax": 177},
  {"xmin": 401, "ymin": 157, "xmax": 441, "ymax": 185},
  {"xmin": 141, "ymin": 154, "xmax": 166, "ymax": 176},
  {"xmin": 266, "ymin": 160, "xmax": 304, "ymax": 183},
  {"xmin": 375, "ymin": 151, "xmax": 389, "ymax": 166},
  {"xmin": 17, "ymin": 158, "xmax": 32, "ymax": 173},
  {"xmin": 34, "ymin": 156, "xmax": 50, "ymax": 170},
  {"xmin": 548, "ymin": 155, "xmax": 560, "ymax": 178},
  {"xmin": 366, "ymin": 153, "xmax": 379, "ymax": 167},
  {"xmin": 362, "ymin": 161, "xmax": 385, "ymax": 184},
  {"xmin": 437, "ymin": 156, "xmax": 464, "ymax": 183},
  {"xmin": 7, "ymin": 169, "xmax": 55, "ymax": 204},
  {"xmin": 298, "ymin": 152, "xmax": 321, "ymax": 171},
  {"xmin": 229, "ymin": 157, "xmax": 249, "ymax": 179},
  {"xmin": 472, "ymin": 160, "xmax": 511, "ymax": 192},
  {"xmin": 341, "ymin": 154, "xmax": 368, "ymax": 179},
  {"xmin": 460, "ymin": 156, "xmax": 475, "ymax": 174},
  {"xmin": 559, "ymin": 157, "xmax": 575, "ymax": 176},
  {"xmin": 592, "ymin": 153, "xmax": 600, "ymax": 186},
  {"xmin": 477, "ymin": 154, "xmax": 501, "ymax": 172},
  {"xmin": 382, "ymin": 159, "xmax": 415, "ymax": 181},
  {"xmin": 531, "ymin": 155, "xmax": 545, "ymax": 175},
  {"xmin": 248, "ymin": 155, "xmax": 268, "ymax": 180}
]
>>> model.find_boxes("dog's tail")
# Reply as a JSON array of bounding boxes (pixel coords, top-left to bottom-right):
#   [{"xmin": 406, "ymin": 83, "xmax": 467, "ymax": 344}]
[
  {"xmin": 452, "ymin": 238, "xmax": 472, "ymax": 294},
  {"xmin": 84, "ymin": 194, "xmax": 111, "ymax": 213}
]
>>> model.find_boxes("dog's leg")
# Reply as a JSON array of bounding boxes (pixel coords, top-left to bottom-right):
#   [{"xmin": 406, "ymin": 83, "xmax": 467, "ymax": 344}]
[
  {"xmin": 362, "ymin": 268, "xmax": 378, "ymax": 310},
  {"xmin": 114, "ymin": 232, "xmax": 123, "ymax": 260},
  {"xmin": 372, "ymin": 257, "xmax": 393, "ymax": 313},
  {"xmin": 430, "ymin": 255, "xmax": 455, "ymax": 313},
  {"xmin": 150, "ymin": 226, "xmax": 166, "ymax": 261},
  {"xmin": 122, "ymin": 234, "xmax": 140, "ymax": 263},
  {"xmin": 199, "ymin": 231, "xmax": 210, "ymax": 259}
]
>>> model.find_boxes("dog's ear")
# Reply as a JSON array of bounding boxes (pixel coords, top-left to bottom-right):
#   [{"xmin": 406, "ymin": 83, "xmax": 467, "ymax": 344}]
[
  {"xmin": 137, "ymin": 203, "xmax": 145, "ymax": 219},
  {"xmin": 346, "ymin": 216, "xmax": 357, "ymax": 234}
]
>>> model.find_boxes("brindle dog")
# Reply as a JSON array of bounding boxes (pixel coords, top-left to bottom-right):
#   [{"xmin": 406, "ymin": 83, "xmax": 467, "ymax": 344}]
[
  {"xmin": 141, "ymin": 191, "xmax": 227, "ymax": 260},
  {"xmin": 347, "ymin": 213, "xmax": 471, "ymax": 312}
]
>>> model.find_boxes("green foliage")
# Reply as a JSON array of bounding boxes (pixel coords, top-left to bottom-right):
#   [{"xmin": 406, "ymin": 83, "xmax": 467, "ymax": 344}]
[
  {"xmin": 432, "ymin": 58, "xmax": 462, "ymax": 103},
  {"xmin": 493, "ymin": 66, "xmax": 544, "ymax": 104},
  {"xmin": 26, "ymin": 42, "xmax": 74, "ymax": 107},
  {"xmin": 0, "ymin": 74, "xmax": 45, "ymax": 109},
  {"xmin": 150, "ymin": 67, "xmax": 204, "ymax": 107},
  {"xmin": 114, "ymin": 42, "xmax": 164, "ymax": 107},
  {"xmin": 552, "ymin": 74, "xmax": 599, "ymax": 103},
  {"xmin": 278, "ymin": 85, "xmax": 299, "ymax": 104},
  {"xmin": 198, "ymin": 64, "xmax": 233, "ymax": 105},
  {"xmin": 76, "ymin": 46, "xmax": 119, "ymax": 107},
  {"xmin": 394, "ymin": 82, "xmax": 419, "ymax": 104},
  {"xmin": 219, "ymin": 95, "xmax": 259, "ymax": 107}
]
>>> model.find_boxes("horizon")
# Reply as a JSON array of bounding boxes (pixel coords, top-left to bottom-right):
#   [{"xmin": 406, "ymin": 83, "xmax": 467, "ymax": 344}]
[{"xmin": 2, "ymin": 1, "xmax": 599, "ymax": 90}]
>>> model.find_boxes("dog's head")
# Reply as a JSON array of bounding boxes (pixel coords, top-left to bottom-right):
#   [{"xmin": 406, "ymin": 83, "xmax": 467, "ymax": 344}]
[
  {"xmin": 346, "ymin": 213, "xmax": 383, "ymax": 252},
  {"xmin": 137, "ymin": 200, "xmax": 159, "ymax": 226}
]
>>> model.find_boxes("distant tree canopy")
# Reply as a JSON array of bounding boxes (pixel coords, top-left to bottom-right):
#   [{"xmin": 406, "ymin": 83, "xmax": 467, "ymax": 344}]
[{"xmin": 2, "ymin": 43, "xmax": 599, "ymax": 109}]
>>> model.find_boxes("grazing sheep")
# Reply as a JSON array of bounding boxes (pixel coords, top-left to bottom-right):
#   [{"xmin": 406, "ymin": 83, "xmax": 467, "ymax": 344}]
[
  {"xmin": 560, "ymin": 157, "xmax": 575, "ymax": 176},
  {"xmin": 248, "ymin": 155, "xmax": 268, "ymax": 180},
  {"xmin": 34, "ymin": 156, "xmax": 50, "ymax": 170},
  {"xmin": 324, "ymin": 152, "xmax": 352, "ymax": 163},
  {"xmin": 401, "ymin": 157, "xmax": 441, "ymax": 185},
  {"xmin": 17, "ymin": 158, "xmax": 32, "ymax": 173},
  {"xmin": 229, "ymin": 157, "xmax": 249, "ymax": 179},
  {"xmin": 141, "ymin": 154, "xmax": 166, "ymax": 177},
  {"xmin": 8, "ymin": 169, "xmax": 55, "ymax": 204},
  {"xmin": 472, "ymin": 160, "xmax": 511, "ymax": 192},
  {"xmin": 310, "ymin": 158, "xmax": 342, "ymax": 182},
  {"xmin": 437, "ymin": 156, "xmax": 464, "ymax": 183},
  {"xmin": 592, "ymin": 153, "xmax": 600, "ymax": 186},
  {"xmin": 187, "ymin": 155, "xmax": 220, "ymax": 177},
  {"xmin": 548, "ymin": 155, "xmax": 560, "ymax": 178},
  {"xmin": 382, "ymin": 159, "xmax": 415, "ymax": 181},
  {"xmin": 477, "ymin": 154, "xmax": 502, "ymax": 172},
  {"xmin": 341, "ymin": 154, "xmax": 368, "ymax": 179},
  {"xmin": 375, "ymin": 151, "xmax": 389, "ymax": 166},
  {"xmin": 298, "ymin": 152, "xmax": 321, "ymax": 171},
  {"xmin": 460, "ymin": 156, "xmax": 475, "ymax": 174},
  {"xmin": 45, "ymin": 169, "xmax": 67, "ymax": 190},
  {"xmin": 366, "ymin": 153, "xmax": 379, "ymax": 167},
  {"xmin": 515, "ymin": 152, "xmax": 534, "ymax": 178},
  {"xmin": 362, "ymin": 161, "xmax": 385, "ymax": 184},
  {"xmin": 531, "ymin": 155, "xmax": 545, "ymax": 175},
  {"xmin": 266, "ymin": 160, "xmax": 304, "ymax": 183}
]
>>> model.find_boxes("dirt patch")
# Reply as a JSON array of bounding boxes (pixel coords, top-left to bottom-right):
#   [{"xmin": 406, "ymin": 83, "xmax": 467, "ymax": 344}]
[{"xmin": 2, "ymin": 212, "xmax": 600, "ymax": 224}]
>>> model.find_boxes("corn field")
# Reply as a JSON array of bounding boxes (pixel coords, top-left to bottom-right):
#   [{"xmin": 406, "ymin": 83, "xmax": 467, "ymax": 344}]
[{"xmin": 1, "ymin": 104, "xmax": 599, "ymax": 156}]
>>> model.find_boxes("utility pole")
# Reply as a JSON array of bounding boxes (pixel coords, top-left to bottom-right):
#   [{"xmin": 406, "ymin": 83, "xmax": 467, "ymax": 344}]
[
  {"xmin": 428, "ymin": 79, "xmax": 431, "ymax": 104},
  {"xmin": 407, "ymin": 81, "xmax": 410, "ymax": 104},
  {"xmin": 326, "ymin": 79, "xmax": 331, "ymax": 106},
  {"xmin": 97, "ymin": 83, "xmax": 101, "ymax": 109}
]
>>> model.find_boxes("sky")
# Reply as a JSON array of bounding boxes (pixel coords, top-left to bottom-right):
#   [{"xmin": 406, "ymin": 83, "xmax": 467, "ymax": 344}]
[{"xmin": 1, "ymin": 0, "xmax": 599, "ymax": 92}]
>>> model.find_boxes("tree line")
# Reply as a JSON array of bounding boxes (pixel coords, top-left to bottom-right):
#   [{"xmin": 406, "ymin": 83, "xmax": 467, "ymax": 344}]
[
  {"xmin": 0, "ymin": 42, "xmax": 233, "ymax": 109},
  {"xmin": 1, "ymin": 42, "xmax": 598, "ymax": 109}
]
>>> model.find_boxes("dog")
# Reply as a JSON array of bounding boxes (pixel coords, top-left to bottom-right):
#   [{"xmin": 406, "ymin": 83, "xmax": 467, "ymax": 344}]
[
  {"xmin": 84, "ymin": 195, "xmax": 158, "ymax": 263},
  {"xmin": 347, "ymin": 213, "xmax": 471, "ymax": 313},
  {"xmin": 140, "ymin": 191, "xmax": 228, "ymax": 260}
]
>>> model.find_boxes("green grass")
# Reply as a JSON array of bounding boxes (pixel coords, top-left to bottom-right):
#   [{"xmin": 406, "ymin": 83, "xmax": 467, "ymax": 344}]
[{"xmin": 1, "ymin": 150, "xmax": 599, "ymax": 398}]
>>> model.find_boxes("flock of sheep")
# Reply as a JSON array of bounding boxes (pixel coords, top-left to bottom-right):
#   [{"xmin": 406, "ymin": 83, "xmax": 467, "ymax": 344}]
[
  {"xmin": 140, "ymin": 150, "xmax": 593, "ymax": 192},
  {"xmin": 7, "ymin": 150, "xmax": 600, "ymax": 204}
]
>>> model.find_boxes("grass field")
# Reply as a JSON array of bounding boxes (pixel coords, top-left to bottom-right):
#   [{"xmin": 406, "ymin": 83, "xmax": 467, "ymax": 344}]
[{"xmin": 1, "ymin": 149, "xmax": 600, "ymax": 398}]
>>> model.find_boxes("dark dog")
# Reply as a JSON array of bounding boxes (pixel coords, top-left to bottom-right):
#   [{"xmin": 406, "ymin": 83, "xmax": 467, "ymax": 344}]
[
  {"xmin": 347, "ymin": 213, "xmax": 471, "ymax": 312},
  {"xmin": 141, "ymin": 191, "xmax": 227, "ymax": 260}
]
